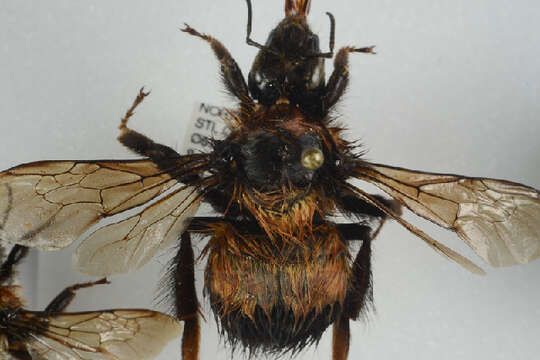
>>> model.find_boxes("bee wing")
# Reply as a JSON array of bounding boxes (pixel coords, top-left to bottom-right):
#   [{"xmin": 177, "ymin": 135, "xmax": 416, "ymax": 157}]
[
  {"xmin": 355, "ymin": 163, "xmax": 540, "ymax": 267},
  {"xmin": 73, "ymin": 186, "xmax": 199, "ymax": 276},
  {"xmin": 0, "ymin": 160, "xmax": 177, "ymax": 250},
  {"xmin": 26, "ymin": 310, "xmax": 181, "ymax": 360}
]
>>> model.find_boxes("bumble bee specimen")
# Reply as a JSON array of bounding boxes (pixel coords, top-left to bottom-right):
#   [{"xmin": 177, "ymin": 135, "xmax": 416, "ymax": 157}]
[
  {"xmin": 0, "ymin": 0, "xmax": 539, "ymax": 359},
  {"xmin": 0, "ymin": 243, "xmax": 181, "ymax": 359}
]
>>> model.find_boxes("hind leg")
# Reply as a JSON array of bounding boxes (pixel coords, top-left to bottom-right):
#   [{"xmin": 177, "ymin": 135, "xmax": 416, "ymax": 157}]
[
  {"xmin": 332, "ymin": 225, "xmax": 374, "ymax": 360},
  {"xmin": 171, "ymin": 232, "xmax": 200, "ymax": 360}
]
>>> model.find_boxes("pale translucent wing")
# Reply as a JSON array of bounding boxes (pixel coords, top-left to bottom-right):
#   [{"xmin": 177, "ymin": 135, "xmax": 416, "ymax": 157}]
[
  {"xmin": 346, "ymin": 184, "xmax": 486, "ymax": 275},
  {"xmin": 0, "ymin": 160, "xmax": 176, "ymax": 250},
  {"xmin": 73, "ymin": 186, "xmax": 200, "ymax": 276},
  {"xmin": 357, "ymin": 163, "xmax": 540, "ymax": 267},
  {"xmin": 27, "ymin": 310, "xmax": 181, "ymax": 360}
]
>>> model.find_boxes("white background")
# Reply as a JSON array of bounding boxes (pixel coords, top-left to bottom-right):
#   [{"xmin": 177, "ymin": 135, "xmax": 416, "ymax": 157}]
[{"xmin": 1, "ymin": 1, "xmax": 539, "ymax": 359}]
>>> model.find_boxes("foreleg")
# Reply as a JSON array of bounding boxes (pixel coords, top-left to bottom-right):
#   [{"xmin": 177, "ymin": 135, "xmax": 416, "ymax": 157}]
[
  {"xmin": 117, "ymin": 88, "xmax": 182, "ymax": 169},
  {"xmin": 182, "ymin": 24, "xmax": 251, "ymax": 104},
  {"xmin": 325, "ymin": 46, "xmax": 375, "ymax": 110}
]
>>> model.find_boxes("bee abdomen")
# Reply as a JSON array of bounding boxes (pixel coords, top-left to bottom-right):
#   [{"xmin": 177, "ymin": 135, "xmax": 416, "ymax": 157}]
[
  {"xmin": 210, "ymin": 299, "xmax": 341, "ymax": 355},
  {"xmin": 204, "ymin": 228, "xmax": 350, "ymax": 355}
]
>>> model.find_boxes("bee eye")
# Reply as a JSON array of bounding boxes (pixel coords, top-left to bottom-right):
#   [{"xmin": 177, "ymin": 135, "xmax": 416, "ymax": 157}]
[
  {"xmin": 307, "ymin": 64, "xmax": 323, "ymax": 89},
  {"xmin": 301, "ymin": 148, "xmax": 324, "ymax": 170}
]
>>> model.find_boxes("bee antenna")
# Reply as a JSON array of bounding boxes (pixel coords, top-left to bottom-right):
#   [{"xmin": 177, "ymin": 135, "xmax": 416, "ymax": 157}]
[
  {"xmin": 326, "ymin": 12, "xmax": 336, "ymax": 55},
  {"xmin": 244, "ymin": 0, "xmax": 280, "ymax": 56},
  {"xmin": 306, "ymin": 12, "xmax": 336, "ymax": 59}
]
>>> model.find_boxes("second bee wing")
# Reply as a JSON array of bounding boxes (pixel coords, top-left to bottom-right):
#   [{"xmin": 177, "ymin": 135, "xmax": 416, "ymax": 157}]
[
  {"xmin": 25, "ymin": 310, "xmax": 181, "ymax": 360},
  {"xmin": 73, "ymin": 185, "xmax": 200, "ymax": 276},
  {"xmin": 354, "ymin": 162, "xmax": 540, "ymax": 268}
]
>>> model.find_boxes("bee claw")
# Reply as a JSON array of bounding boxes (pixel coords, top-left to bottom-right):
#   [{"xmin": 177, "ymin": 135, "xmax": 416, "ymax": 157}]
[{"xmin": 352, "ymin": 45, "xmax": 376, "ymax": 54}]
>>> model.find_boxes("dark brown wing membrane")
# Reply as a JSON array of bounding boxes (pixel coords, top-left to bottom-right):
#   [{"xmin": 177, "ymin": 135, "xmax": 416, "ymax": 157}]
[
  {"xmin": 0, "ymin": 160, "xmax": 177, "ymax": 250},
  {"xmin": 354, "ymin": 163, "xmax": 540, "ymax": 268},
  {"xmin": 20, "ymin": 310, "xmax": 181, "ymax": 359}
]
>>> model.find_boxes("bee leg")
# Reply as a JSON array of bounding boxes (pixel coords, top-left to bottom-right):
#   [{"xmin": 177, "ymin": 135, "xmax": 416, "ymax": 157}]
[
  {"xmin": 44, "ymin": 278, "xmax": 109, "ymax": 315},
  {"xmin": 117, "ymin": 88, "xmax": 182, "ymax": 169},
  {"xmin": 333, "ymin": 229, "xmax": 374, "ymax": 360},
  {"xmin": 337, "ymin": 187, "xmax": 402, "ymax": 243},
  {"xmin": 244, "ymin": 0, "xmax": 270, "ymax": 52},
  {"xmin": 336, "ymin": 223, "xmax": 372, "ymax": 241},
  {"xmin": 325, "ymin": 45, "xmax": 376, "ymax": 110},
  {"xmin": 339, "ymin": 193, "xmax": 387, "ymax": 218},
  {"xmin": 0, "ymin": 245, "xmax": 29, "ymax": 283},
  {"xmin": 182, "ymin": 24, "xmax": 252, "ymax": 104},
  {"xmin": 173, "ymin": 232, "xmax": 200, "ymax": 360},
  {"xmin": 332, "ymin": 315, "xmax": 351, "ymax": 360},
  {"xmin": 338, "ymin": 192, "xmax": 402, "ymax": 234},
  {"xmin": 344, "ymin": 232, "xmax": 373, "ymax": 318},
  {"xmin": 8, "ymin": 349, "xmax": 32, "ymax": 360},
  {"xmin": 187, "ymin": 216, "xmax": 236, "ymax": 231}
]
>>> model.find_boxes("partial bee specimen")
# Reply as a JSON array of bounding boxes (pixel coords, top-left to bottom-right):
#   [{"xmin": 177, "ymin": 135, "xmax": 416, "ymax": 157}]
[
  {"xmin": 0, "ymin": 1, "xmax": 538, "ymax": 360},
  {"xmin": 0, "ymin": 244, "xmax": 181, "ymax": 359}
]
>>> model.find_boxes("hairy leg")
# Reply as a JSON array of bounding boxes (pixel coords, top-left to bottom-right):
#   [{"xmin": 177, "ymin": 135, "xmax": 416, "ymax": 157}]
[
  {"xmin": 332, "ymin": 191, "xmax": 401, "ymax": 360},
  {"xmin": 117, "ymin": 88, "xmax": 182, "ymax": 170},
  {"xmin": 0, "ymin": 245, "xmax": 29, "ymax": 284},
  {"xmin": 44, "ymin": 278, "xmax": 108, "ymax": 314},
  {"xmin": 325, "ymin": 45, "xmax": 376, "ymax": 110},
  {"xmin": 173, "ymin": 232, "xmax": 200, "ymax": 360},
  {"xmin": 182, "ymin": 24, "xmax": 251, "ymax": 104}
]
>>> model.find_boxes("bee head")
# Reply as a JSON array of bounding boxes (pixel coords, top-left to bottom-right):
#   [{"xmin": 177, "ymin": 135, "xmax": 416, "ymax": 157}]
[{"xmin": 247, "ymin": 16, "xmax": 326, "ymax": 115}]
